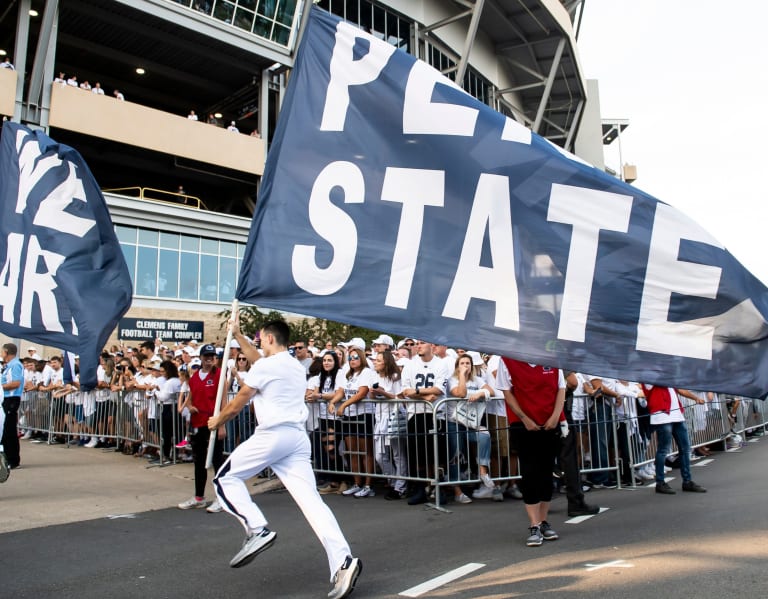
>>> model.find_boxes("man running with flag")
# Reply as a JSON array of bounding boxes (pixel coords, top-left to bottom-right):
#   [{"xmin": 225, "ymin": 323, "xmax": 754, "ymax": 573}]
[{"xmin": 207, "ymin": 316, "xmax": 361, "ymax": 599}]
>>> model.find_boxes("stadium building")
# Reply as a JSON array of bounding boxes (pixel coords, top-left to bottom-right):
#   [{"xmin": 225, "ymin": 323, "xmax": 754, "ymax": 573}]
[{"xmin": 0, "ymin": 0, "xmax": 629, "ymax": 349}]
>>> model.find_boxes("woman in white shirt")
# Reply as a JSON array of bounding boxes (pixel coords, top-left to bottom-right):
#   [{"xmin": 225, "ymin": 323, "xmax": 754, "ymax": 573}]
[
  {"xmin": 307, "ymin": 351, "xmax": 345, "ymax": 493},
  {"xmin": 157, "ymin": 360, "xmax": 182, "ymax": 463},
  {"xmin": 330, "ymin": 346, "xmax": 375, "ymax": 498},
  {"xmin": 447, "ymin": 354, "xmax": 495, "ymax": 503},
  {"xmin": 369, "ymin": 350, "xmax": 407, "ymax": 500}
]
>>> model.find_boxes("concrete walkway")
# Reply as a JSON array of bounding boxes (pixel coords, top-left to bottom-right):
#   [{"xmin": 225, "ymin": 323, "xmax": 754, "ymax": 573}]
[{"xmin": 0, "ymin": 439, "xmax": 280, "ymax": 533}]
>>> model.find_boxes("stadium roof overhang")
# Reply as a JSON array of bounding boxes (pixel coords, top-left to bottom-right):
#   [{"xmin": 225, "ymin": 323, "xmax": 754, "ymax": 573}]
[{"xmin": 420, "ymin": 0, "xmax": 587, "ymax": 150}]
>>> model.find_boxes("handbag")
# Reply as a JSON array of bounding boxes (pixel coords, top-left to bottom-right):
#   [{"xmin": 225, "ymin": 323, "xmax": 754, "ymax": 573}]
[
  {"xmin": 386, "ymin": 405, "xmax": 408, "ymax": 436},
  {"xmin": 455, "ymin": 400, "xmax": 486, "ymax": 429}
]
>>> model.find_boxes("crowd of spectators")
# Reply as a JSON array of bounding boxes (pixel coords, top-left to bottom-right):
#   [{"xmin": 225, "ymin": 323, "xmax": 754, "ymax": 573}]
[{"xmin": 5, "ymin": 332, "xmax": 759, "ymax": 545}]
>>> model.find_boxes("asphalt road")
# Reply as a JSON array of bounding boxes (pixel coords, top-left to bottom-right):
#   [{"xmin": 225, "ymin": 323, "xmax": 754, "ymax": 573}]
[{"xmin": 2, "ymin": 438, "xmax": 767, "ymax": 598}]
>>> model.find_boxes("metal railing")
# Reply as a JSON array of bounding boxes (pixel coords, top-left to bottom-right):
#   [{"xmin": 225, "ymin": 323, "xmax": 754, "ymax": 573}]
[
  {"xmin": 102, "ymin": 186, "xmax": 207, "ymax": 210},
  {"xmin": 16, "ymin": 389, "xmax": 767, "ymax": 506}
]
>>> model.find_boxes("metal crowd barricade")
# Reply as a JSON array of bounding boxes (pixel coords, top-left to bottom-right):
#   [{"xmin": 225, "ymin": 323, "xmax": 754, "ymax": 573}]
[{"xmin": 568, "ymin": 393, "xmax": 622, "ymax": 487}]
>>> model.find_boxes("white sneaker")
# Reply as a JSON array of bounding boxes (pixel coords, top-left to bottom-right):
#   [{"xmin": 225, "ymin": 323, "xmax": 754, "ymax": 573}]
[
  {"xmin": 206, "ymin": 499, "xmax": 223, "ymax": 513},
  {"xmin": 342, "ymin": 484, "xmax": 361, "ymax": 496},
  {"xmin": 21, "ymin": 430, "xmax": 33, "ymax": 440},
  {"xmin": 455, "ymin": 492, "xmax": 473, "ymax": 504},
  {"xmin": 85, "ymin": 437, "xmax": 99, "ymax": 448},
  {"xmin": 229, "ymin": 528, "xmax": 277, "ymax": 568},
  {"xmin": 472, "ymin": 485, "xmax": 494, "ymax": 499},
  {"xmin": 178, "ymin": 496, "xmax": 207, "ymax": 510},
  {"xmin": 353, "ymin": 485, "xmax": 375, "ymax": 498},
  {"xmin": 328, "ymin": 556, "xmax": 362, "ymax": 599},
  {"xmin": 479, "ymin": 473, "xmax": 495, "ymax": 489}
]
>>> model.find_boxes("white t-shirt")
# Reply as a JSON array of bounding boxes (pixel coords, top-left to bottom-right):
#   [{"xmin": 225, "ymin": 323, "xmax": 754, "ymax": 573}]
[
  {"xmin": 243, "ymin": 351, "xmax": 308, "ymax": 430},
  {"xmin": 447, "ymin": 374, "xmax": 486, "ymax": 421},
  {"xmin": 310, "ymin": 370, "xmax": 345, "ymax": 420},
  {"xmin": 158, "ymin": 377, "xmax": 182, "ymax": 405},
  {"xmin": 401, "ymin": 356, "xmax": 449, "ymax": 416},
  {"xmin": 343, "ymin": 367, "xmax": 375, "ymax": 416}
]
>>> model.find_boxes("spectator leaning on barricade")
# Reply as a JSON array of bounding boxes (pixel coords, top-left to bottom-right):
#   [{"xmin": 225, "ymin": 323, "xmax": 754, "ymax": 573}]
[
  {"xmin": 2, "ymin": 343, "xmax": 24, "ymax": 470},
  {"xmin": 559, "ymin": 372, "xmax": 599, "ymax": 517},
  {"xmin": 155, "ymin": 360, "xmax": 181, "ymax": 465},
  {"xmin": 582, "ymin": 374, "xmax": 618, "ymax": 489},
  {"xmin": 400, "ymin": 340, "xmax": 449, "ymax": 505},
  {"xmin": 640, "ymin": 384, "xmax": 707, "ymax": 495},
  {"xmin": 497, "ymin": 358, "xmax": 565, "ymax": 547},
  {"xmin": 331, "ymin": 344, "xmax": 376, "ymax": 498},
  {"xmin": 368, "ymin": 349, "xmax": 407, "ymax": 500},
  {"xmin": 447, "ymin": 353, "xmax": 496, "ymax": 504},
  {"xmin": 307, "ymin": 350, "xmax": 346, "ymax": 494}
]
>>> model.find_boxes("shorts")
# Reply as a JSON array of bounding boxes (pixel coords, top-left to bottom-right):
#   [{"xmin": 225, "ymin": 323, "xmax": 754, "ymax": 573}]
[{"xmin": 341, "ymin": 413, "xmax": 374, "ymax": 438}]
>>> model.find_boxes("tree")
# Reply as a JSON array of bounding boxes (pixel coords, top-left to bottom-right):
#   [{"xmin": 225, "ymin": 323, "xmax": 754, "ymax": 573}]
[{"xmin": 219, "ymin": 305, "xmax": 394, "ymax": 347}]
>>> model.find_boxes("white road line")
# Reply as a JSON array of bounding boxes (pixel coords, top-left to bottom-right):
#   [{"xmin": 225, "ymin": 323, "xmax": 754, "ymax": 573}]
[
  {"xmin": 584, "ymin": 559, "xmax": 634, "ymax": 572},
  {"xmin": 647, "ymin": 476, "xmax": 675, "ymax": 487},
  {"xmin": 748, "ymin": 438, "xmax": 760, "ymax": 443},
  {"xmin": 106, "ymin": 514, "xmax": 137, "ymax": 519},
  {"xmin": 399, "ymin": 563, "xmax": 485, "ymax": 597},
  {"xmin": 566, "ymin": 506, "xmax": 610, "ymax": 524},
  {"xmin": 693, "ymin": 458, "xmax": 714, "ymax": 467}
]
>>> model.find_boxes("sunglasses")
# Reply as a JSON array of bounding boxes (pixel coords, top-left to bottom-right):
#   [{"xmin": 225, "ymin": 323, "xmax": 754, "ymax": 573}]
[
  {"xmin": 348, "ymin": 355, "xmax": 361, "ymax": 361},
  {"xmin": 294, "ymin": 346, "xmax": 305, "ymax": 350},
  {"xmin": 237, "ymin": 357, "xmax": 248, "ymax": 361},
  {"xmin": 404, "ymin": 342, "xmax": 415, "ymax": 346}
]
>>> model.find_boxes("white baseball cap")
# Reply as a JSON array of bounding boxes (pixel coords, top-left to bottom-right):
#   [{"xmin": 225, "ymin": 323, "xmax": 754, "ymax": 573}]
[
  {"xmin": 465, "ymin": 351, "xmax": 484, "ymax": 366},
  {"xmin": 371, "ymin": 334, "xmax": 394, "ymax": 347},
  {"xmin": 340, "ymin": 337, "xmax": 365, "ymax": 350},
  {"xmin": 230, "ymin": 339, "xmax": 240, "ymax": 349}
]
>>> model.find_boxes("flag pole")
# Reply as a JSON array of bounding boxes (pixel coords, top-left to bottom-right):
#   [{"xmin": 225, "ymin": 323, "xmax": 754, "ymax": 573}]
[{"xmin": 205, "ymin": 299, "xmax": 239, "ymax": 469}]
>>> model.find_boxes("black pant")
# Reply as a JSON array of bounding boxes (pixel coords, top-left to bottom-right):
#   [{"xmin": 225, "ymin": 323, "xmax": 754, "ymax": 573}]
[
  {"xmin": 2, "ymin": 396, "xmax": 21, "ymax": 467},
  {"xmin": 407, "ymin": 414, "xmax": 434, "ymax": 485},
  {"xmin": 190, "ymin": 426, "xmax": 224, "ymax": 498},
  {"xmin": 558, "ymin": 418, "xmax": 586, "ymax": 507},
  {"xmin": 160, "ymin": 404, "xmax": 174, "ymax": 459},
  {"xmin": 510, "ymin": 424, "xmax": 559, "ymax": 504}
]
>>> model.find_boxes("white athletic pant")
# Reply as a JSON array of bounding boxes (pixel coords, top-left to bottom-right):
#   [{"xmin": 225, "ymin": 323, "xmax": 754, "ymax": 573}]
[{"xmin": 214, "ymin": 424, "xmax": 351, "ymax": 580}]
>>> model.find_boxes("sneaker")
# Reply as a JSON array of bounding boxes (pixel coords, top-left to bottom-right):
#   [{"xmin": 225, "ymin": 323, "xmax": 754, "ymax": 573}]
[
  {"xmin": 229, "ymin": 528, "xmax": 277, "ymax": 568},
  {"xmin": 655, "ymin": 482, "xmax": 676, "ymax": 495},
  {"xmin": 175, "ymin": 439, "xmax": 189, "ymax": 449},
  {"xmin": 353, "ymin": 485, "xmax": 375, "ymax": 498},
  {"xmin": 206, "ymin": 499, "xmax": 224, "ymax": 513},
  {"xmin": 336, "ymin": 482, "xmax": 350, "ymax": 495},
  {"xmin": 85, "ymin": 437, "xmax": 99, "ymax": 448},
  {"xmin": 342, "ymin": 484, "xmax": 361, "ymax": 496},
  {"xmin": 21, "ymin": 430, "xmax": 33, "ymax": 440},
  {"xmin": 455, "ymin": 492, "xmax": 473, "ymax": 504},
  {"xmin": 591, "ymin": 481, "xmax": 618, "ymax": 489},
  {"xmin": 479, "ymin": 473, "xmax": 495, "ymax": 489},
  {"xmin": 384, "ymin": 488, "xmax": 404, "ymax": 501},
  {"xmin": 504, "ymin": 483, "xmax": 523, "ymax": 500},
  {"xmin": 472, "ymin": 485, "xmax": 494, "ymax": 500},
  {"xmin": 317, "ymin": 481, "xmax": 336, "ymax": 494},
  {"xmin": 0, "ymin": 452, "xmax": 10, "ymax": 483},
  {"xmin": 492, "ymin": 487, "xmax": 504, "ymax": 502},
  {"xmin": 682, "ymin": 480, "xmax": 707, "ymax": 493},
  {"xmin": 178, "ymin": 496, "xmax": 207, "ymax": 509},
  {"xmin": 568, "ymin": 501, "xmax": 600, "ymax": 517},
  {"xmin": 407, "ymin": 487, "xmax": 428, "ymax": 505},
  {"xmin": 328, "ymin": 555, "xmax": 362, "ymax": 599},
  {"xmin": 526, "ymin": 525, "xmax": 543, "ymax": 547},
  {"xmin": 540, "ymin": 520, "xmax": 559, "ymax": 541},
  {"xmin": 637, "ymin": 466, "xmax": 656, "ymax": 481}
]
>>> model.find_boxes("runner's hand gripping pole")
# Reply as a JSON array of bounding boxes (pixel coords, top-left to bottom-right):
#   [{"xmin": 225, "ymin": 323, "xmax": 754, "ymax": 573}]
[{"xmin": 205, "ymin": 299, "xmax": 238, "ymax": 469}]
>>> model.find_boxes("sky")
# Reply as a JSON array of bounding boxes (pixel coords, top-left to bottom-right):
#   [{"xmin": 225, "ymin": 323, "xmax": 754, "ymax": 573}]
[{"xmin": 575, "ymin": 0, "xmax": 768, "ymax": 285}]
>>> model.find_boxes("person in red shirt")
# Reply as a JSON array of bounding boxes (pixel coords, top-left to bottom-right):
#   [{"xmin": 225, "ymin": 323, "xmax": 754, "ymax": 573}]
[
  {"xmin": 497, "ymin": 358, "xmax": 566, "ymax": 547},
  {"xmin": 177, "ymin": 344, "xmax": 226, "ymax": 510}
]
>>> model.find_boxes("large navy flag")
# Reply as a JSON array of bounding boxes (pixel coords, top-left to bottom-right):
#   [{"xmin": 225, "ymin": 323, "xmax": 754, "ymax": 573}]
[
  {"xmin": 238, "ymin": 8, "xmax": 768, "ymax": 397},
  {"xmin": 0, "ymin": 122, "xmax": 132, "ymax": 389}
]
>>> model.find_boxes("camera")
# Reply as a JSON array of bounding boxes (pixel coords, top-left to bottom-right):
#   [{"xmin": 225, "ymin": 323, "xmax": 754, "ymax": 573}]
[
  {"xmin": 372, "ymin": 382, "xmax": 379, "ymax": 389},
  {"xmin": 116, "ymin": 365, "xmax": 124, "ymax": 372}
]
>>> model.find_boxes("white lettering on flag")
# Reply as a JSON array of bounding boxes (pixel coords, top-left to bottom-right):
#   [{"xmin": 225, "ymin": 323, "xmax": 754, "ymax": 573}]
[
  {"xmin": 443, "ymin": 174, "xmax": 520, "ymax": 330},
  {"xmin": 381, "ymin": 167, "xmax": 445, "ymax": 309},
  {"xmin": 292, "ymin": 161, "xmax": 364, "ymax": 295},
  {"xmin": 548, "ymin": 184, "xmax": 633, "ymax": 343},
  {"xmin": 637, "ymin": 203, "xmax": 723, "ymax": 359},
  {"xmin": 321, "ymin": 21, "xmax": 396, "ymax": 132}
]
